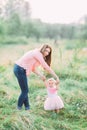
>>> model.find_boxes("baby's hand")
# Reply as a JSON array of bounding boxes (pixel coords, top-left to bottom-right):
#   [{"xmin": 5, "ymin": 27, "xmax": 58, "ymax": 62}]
[{"xmin": 56, "ymin": 78, "xmax": 60, "ymax": 85}]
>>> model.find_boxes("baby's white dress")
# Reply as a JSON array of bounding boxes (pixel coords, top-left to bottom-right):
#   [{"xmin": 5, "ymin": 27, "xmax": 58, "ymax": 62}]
[{"xmin": 44, "ymin": 86, "xmax": 64, "ymax": 110}]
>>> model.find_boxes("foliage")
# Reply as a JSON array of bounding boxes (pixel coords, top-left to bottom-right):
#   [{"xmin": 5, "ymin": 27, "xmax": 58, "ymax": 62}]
[
  {"xmin": 0, "ymin": 36, "xmax": 28, "ymax": 45},
  {"xmin": 0, "ymin": 0, "xmax": 87, "ymax": 41},
  {"xmin": 64, "ymin": 39, "xmax": 87, "ymax": 50},
  {"xmin": 0, "ymin": 16, "xmax": 87, "ymax": 41}
]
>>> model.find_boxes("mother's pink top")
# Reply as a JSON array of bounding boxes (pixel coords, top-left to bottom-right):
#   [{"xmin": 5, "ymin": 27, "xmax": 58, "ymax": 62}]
[{"xmin": 15, "ymin": 49, "xmax": 53, "ymax": 76}]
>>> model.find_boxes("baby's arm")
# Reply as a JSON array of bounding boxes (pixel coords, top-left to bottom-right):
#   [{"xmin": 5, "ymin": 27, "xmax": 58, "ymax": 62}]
[
  {"xmin": 43, "ymin": 80, "xmax": 48, "ymax": 88},
  {"xmin": 55, "ymin": 82, "xmax": 59, "ymax": 90}
]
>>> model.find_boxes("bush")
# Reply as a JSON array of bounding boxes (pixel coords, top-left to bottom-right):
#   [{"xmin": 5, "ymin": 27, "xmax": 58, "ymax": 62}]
[{"xmin": 0, "ymin": 36, "xmax": 28, "ymax": 45}]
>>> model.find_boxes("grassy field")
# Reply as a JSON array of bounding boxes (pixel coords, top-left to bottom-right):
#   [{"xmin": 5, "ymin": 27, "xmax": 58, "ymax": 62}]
[{"xmin": 0, "ymin": 41, "xmax": 87, "ymax": 130}]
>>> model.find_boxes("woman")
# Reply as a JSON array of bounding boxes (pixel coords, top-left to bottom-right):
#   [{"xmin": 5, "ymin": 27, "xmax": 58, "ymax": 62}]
[{"xmin": 13, "ymin": 44, "xmax": 59, "ymax": 110}]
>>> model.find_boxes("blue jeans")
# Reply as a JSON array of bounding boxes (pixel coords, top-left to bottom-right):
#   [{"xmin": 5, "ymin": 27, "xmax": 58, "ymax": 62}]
[{"xmin": 13, "ymin": 64, "xmax": 30, "ymax": 110}]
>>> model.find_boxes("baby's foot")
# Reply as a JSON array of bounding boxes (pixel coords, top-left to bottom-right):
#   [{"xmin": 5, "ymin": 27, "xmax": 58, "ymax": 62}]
[{"xmin": 55, "ymin": 109, "xmax": 59, "ymax": 113}]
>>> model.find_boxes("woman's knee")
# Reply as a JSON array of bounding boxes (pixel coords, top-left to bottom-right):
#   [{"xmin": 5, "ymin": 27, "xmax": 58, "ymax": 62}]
[{"xmin": 22, "ymin": 89, "xmax": 29, "ymax": 95}]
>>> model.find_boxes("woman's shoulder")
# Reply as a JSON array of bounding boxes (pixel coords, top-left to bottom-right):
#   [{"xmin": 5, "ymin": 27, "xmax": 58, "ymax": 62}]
[
  {"xmin": 33, "ymin": 48, "xmax": 43, "ymax": 57},
  {"xmin": 27, "ymin": 49, "xmax": 40, "ymax": 55}
]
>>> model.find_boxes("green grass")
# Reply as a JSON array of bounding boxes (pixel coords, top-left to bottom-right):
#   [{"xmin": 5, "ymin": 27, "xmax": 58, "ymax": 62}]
[{"xmin": 0, "ymin": 41, "xmax": 87, "ymax": 130}]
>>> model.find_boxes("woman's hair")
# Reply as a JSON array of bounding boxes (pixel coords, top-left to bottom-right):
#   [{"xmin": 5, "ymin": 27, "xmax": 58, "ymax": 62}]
[{"xmin": 40, "ymin": 44, "xmax": 52, "ymax": 66}]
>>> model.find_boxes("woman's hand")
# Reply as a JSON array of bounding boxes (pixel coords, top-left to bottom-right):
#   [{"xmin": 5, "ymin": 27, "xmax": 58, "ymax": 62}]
[{"xmin": 41, "ymin": 75, "xmax": 46, "ymax": 81}]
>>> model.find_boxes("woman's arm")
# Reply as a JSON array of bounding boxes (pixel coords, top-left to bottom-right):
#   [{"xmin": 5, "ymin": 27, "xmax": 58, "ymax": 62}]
[
  {"xmin": 34, "ymin": 52, "xmax": 60, "ymax": 82},
  {"xmin": 33, "ymin": 69, "xmax": 46, "ymax": 81}
]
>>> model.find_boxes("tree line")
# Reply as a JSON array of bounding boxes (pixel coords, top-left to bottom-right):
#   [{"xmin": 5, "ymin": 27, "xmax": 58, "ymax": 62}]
[{"xmin": 0, "ymin": 0, "xmax": 87, "ymax": 42}]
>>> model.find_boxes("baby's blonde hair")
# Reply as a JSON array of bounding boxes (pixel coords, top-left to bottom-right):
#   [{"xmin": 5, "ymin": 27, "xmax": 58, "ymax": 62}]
[{"xmin": 47, "ymin": 78, "xmax": 56, "ymax": 83}]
